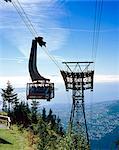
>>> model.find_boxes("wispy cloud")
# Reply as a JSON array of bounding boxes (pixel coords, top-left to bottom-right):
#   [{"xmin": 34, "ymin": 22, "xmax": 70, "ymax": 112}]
[
  {"xmin": 0, "ymin": 57, "xmax": 27, "ymax": 63},
  {"xmin": 18, "ymin": 0, "xmax": 55, "ymax": 4},
  {"xmin": 51, "ymin": 55, "xmax": 66, "ymax": 62},
  {"xmin": 0, "ymin": 74, "xmax": 119, "ymax": 88},
  {"xmin": 50, "ymin": 74, "xmax": 119, "ymax": 84},
  {"xmin": 0, "ymin": 76, "xmax": 29, "ymax": 88},
  {"xmin": 94, "ymin": 75, "xmax": 119, "ymax": 83},
  {"xmin": 0, "ymin": 0, "xmax": 69, "ymax": 57},
  {"xmin": 49, "ymin": 27, "xmax": 119, "ymax": 33}
]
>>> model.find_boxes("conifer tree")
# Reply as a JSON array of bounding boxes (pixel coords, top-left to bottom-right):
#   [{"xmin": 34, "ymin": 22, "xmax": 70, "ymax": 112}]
[
  {"xmin": 2, "ymin": 97, "xmax": 7, "ymax": 112},
  {"xmin": 1, "ymin": 81, "xmax": 18, "ymax": 114},
  {"xmin": 47, "ymin": 109, "xmax": 53, "ymax": 123},
  {"xmin": 42, "ymin": 107, "xmax": 46, "ymax": 122},
  {"xmin": 13, "ymin": 101, "xmax": 31, "ymax": 127},
  {"xmin": 31, "ymin": 100, "xmax": 39, "ymax": 123}
]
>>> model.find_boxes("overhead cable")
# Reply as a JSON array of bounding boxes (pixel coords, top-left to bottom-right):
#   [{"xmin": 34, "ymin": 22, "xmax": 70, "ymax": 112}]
[
  {"xmin": 4, "ymin": 0, "xmax": 62, "ymax": 71},
  {"xmin": 16, "ymin": 0, "xmax": 38, "ymax": 36},
  {"xmin": 93, "ymin": 0, "xmax": 103, "ymax": 62},
  {"xmin": 11, "ymin": 1, "xmax": 35, "ymax": 37},
  {"xmin": 92, "ymin": 0, "xmax": 103, "ymax": 63}
]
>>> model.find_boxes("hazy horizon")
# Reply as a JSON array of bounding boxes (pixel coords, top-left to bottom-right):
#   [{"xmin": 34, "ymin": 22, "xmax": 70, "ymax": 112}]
[{"xmin": 0, "ymin": 82, "xmax": 119, "ymax": 108}]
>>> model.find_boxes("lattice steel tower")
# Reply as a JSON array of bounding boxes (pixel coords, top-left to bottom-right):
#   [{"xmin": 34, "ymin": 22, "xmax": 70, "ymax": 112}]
[{"xmin": 61, "ymin": 62, "xmax": 94, "ymax": 149}]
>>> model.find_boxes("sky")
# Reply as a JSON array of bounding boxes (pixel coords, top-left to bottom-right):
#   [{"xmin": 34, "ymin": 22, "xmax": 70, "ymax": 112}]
[{"xmin": 0, "ymin": 0, "xmax": 119, "ymax": 88}]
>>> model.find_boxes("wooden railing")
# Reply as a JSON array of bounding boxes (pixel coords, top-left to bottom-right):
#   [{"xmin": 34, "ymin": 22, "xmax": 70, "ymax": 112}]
[{"xmin": 0, "ymin": 115, "xmax": 11, "ymax": 129}]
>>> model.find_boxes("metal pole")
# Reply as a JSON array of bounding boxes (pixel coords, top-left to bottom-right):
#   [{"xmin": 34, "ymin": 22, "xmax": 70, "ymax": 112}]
[{"xmin": 81, "ymin": 72, "xmax": 90, "ymax": 146}]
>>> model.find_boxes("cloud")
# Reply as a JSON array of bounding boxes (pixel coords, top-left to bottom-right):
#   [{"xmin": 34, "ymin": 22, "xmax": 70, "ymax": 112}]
[
  {"xmin": 51, "ymin": 74, "xmax": 119, "ymax": 84},
  {"xmin": 0, "ymin": 0, "xmax": 69, "ymax": 57},
  {"xmin": 94, "ymin": 75, "xmax": 119, "ymax": 83},
  {"xmin": 0, "ymin": 57, "xmax": 27, "ymax": 64},
  {"xmin": 0, "ymin": 74, "xmax": 119, "ymax": 89},
  {"xmin": 51, "ymin": 55, "xmax": 66, "ymax": 62},
  {"xmin": 0, "ymin": 76, "xmax": 29, "ymax": 88},
  {"xmin": 0, "ymin": 75, "xmax": 63, "ymax": 88},
  {"xmin": 18, "ymin": 0, "xmax": 54, "ymax": 4},
  {"xmin": 50, "ymin": 27, "xmax": 119, "ymax": 33}
]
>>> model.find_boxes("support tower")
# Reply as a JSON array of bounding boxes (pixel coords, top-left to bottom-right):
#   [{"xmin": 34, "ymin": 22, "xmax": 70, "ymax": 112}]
[{"xmin": 61, "ymin": 62, "xmax": 94, "ymax": 148}]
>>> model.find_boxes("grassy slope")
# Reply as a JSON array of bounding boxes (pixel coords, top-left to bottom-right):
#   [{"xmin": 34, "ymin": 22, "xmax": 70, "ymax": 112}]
[{"xmin": 0, "ymin": 126, "xmax": 32, "ymax": 150}]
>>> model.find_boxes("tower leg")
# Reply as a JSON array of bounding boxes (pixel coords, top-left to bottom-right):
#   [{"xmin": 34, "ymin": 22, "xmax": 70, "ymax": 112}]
[{"xmin": 68, "ymin": 91, "xmax": 90, "ymax": 149}]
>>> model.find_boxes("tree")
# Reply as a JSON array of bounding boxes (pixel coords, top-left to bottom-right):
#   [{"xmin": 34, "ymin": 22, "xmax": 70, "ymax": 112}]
[
  {"xmin": 31, "ymin": 100, "xmax": 39, "ymax": 124},
  {"xmin": 42, "ymin": 107, "xmax": 46, "ymax": 122},
  {"xmin": 42, "ymin": 108, "xmax": 64, "ymax": 135},
  {"xmin": 2, "ymin": 98, "xmax": 7, "ymax": 112},
  {"xmin": 47, "ymin": 109, "xmax": 53, "ymax": 123},
  {"xmin": 12, "ymin": 101, "xmax": 31, "ymax": 127},
  {"xmin": 1, "ymin": 81, "xmax": 18, "ymax": 114},
  {"xmin": 56, "ymin": 116, "xmax": 64, "ymax": 135}
]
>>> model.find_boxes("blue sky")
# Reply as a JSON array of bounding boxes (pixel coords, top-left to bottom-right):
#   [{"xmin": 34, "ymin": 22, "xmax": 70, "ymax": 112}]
[{"xmin": 0, "ymin": 0, "xmax": 119, "ymax": 88}]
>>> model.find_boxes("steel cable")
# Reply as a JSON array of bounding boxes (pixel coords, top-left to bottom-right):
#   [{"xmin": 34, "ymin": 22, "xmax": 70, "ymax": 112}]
[{"xmin": 4, "ymin": 0, "xmax": 63, "ymax": 71}]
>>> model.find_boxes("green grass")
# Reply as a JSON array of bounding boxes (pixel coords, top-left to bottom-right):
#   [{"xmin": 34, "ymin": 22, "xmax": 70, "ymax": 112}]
[{"xmin": 0, "ymin": 126, "xmax": 32, "ymax": 150}]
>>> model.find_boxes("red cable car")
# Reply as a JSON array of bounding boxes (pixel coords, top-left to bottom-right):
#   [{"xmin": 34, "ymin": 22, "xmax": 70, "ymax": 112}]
[{"xmin": 26, "ymin": 37, "xmax": 54, "ymax": 101}]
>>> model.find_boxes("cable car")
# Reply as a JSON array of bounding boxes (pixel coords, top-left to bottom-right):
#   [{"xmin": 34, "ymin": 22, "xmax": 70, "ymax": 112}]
[
  {"xmin": 26, "ymin": 81, "xmax": 54, "ymax": 101},
  {"xmin": 26, "ymin": 37, "xmax": 54, "ymax": 101}
]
